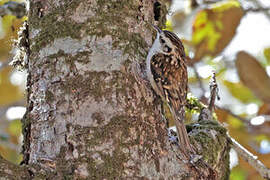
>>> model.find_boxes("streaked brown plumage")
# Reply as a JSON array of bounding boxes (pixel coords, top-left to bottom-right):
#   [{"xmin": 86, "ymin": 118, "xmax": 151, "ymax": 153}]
[{"xmin": 147, "ymin": 26, "xmax": 193, "ymax": 154}]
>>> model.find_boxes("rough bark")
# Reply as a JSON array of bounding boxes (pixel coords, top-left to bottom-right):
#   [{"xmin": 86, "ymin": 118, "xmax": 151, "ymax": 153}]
[{"xmin": 0, "ymin": 0, "xmax": 230, "ymax": 179}]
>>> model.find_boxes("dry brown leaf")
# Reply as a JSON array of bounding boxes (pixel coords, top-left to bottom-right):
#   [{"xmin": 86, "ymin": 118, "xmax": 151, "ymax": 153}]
[
  {"xmin": 215, "ymin": 108, "xmax": 229, "ymax": 123},
  {"xmin": 192, "ymin": 1, "xmax": 244, "ymax": 61},
  {"xmin": 258, "ymin": 103, "xmax": 270, "ymax": 115},
  {"xmin": 236, "ymin": 51, "xmax": 270, "ymax": 103}
]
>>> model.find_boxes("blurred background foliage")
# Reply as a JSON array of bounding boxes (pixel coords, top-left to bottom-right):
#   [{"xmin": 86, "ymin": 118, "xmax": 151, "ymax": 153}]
[
  {"xmin": 0, "ymin": 0, "xmax": 270, "ymax": 179},
  {"xmin": 167, "ymin": 0, "xmax": 270, "ymax": 179},
  {"xmin": 0, "ymin": 0, "xmax": 26, "ymax": 165}
]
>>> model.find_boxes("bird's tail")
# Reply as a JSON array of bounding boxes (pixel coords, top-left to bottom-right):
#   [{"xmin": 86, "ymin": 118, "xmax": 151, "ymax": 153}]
[{"xmin": 171, "ymin": 107, "xmax": 194, "ymax": 154}]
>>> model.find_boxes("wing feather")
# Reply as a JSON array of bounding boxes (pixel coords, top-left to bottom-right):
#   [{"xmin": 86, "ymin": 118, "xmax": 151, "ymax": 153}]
[{"xmin": 150, "ymin": 52, "xmax": 187, "ymax": 117}]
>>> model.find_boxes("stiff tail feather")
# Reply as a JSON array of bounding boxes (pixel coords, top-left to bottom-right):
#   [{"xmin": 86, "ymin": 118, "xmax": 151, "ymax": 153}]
[{"xmin": 171, "ymin": 107, "xmax": 194, "ymax": 155}]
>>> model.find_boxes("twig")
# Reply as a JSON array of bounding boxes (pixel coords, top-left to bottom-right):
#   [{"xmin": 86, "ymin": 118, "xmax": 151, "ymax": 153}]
[
  {"xmin": 190, "ymin": 0, "xmax": 199, "ymax": 8},
  {"xmin": 244, "ymin": 7, "xmax": 270, "ymax": 13},
  {"xmin": 250, "ymin": 0, "xmax": 270, "ymax": 21},
  {"xmin": 0, "ymin": 1, "xmax": 26, "ymax": 18},
  {"xmin": 193, "ymin": 64, "xmax": 270, "ymax": 179},
  {"xmin": 208, "ymin": 71, "xmax": 219, "ymax": 112},
  {"xmin": 230, "ymin": 136, "xmax": 270, "ymax": 179},
  {"xmin": 198, "ymin": 71, "xmax": 219, "ymax": 121},
  {"xmin": 204, "ymin": 72, "xmax": 270, "ymax": 179},
  {"xmin": 205, "ymin": 72, "xmax": 270, "ymax": 179}
]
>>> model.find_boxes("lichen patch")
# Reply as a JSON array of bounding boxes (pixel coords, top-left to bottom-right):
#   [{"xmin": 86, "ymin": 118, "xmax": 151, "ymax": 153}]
[
  {"xmin": 75, "ymin": 35, "xmax": 129, "ymax": 72},
  {"xmin": 39, "ymin": 37, "xmax": 89, "ymax": 59}
]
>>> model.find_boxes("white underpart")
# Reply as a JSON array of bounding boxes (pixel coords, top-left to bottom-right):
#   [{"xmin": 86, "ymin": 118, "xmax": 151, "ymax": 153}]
[
  {"xmin": 146, "ymin": 33, "xmax": 175, "ymax": 93},
  {"xmin": 146, "ymin": 35, "xmax": 161, "ymax": 91}
]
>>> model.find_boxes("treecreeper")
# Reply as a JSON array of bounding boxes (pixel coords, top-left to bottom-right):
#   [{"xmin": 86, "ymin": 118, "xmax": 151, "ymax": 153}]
[{"xmin": 146, "ymin": 25, "xmax": 194, "ymax": 156}]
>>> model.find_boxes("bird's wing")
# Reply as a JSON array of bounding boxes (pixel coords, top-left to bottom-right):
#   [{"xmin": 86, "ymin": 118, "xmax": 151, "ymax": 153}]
[{"xmin": 150, "ymin": 52, "xmax": 188, "ymax": 117}]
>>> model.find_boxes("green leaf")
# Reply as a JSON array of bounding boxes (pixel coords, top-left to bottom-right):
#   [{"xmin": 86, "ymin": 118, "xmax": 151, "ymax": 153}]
[
  {"xmin": 254, "ymin": 135, "xmax": 269, "ymax": 143},
  {"xmin": 8, "ymin": 119, "xmax": 22, "ymax": 137},
  {"xmin": 212, "ymin": 0, "xmax": 241, "ymax": 12},
  {"xmin": 164, "ymin": 20, "xmax": 173, "ymax": 31},
  {"xmin": 0, "ymin": 68, "xmax": 24, "ymax": 106},
  {"xmin": 227, "ymin": 115, "xmax": 244, "ymax": 129},
  {"xmin": 230, "ymin": 167, "xmax": 247, "ymax": 180},
  {"xmin": 264, "ymin": 47, "xmax": 270, "ymax": 64},
  {"xmin": 192, "ymin": 0, "xmax": 243, "ymax": 61},
  {"xmin": 223, "ymin": 80, "xmax": 257, "ymax": 103}
]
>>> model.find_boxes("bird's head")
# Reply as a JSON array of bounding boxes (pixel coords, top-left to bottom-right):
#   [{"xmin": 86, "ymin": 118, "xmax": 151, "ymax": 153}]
[{"xmin": 151, "ymin": 25, "xmax": 184, "ymax": 56}]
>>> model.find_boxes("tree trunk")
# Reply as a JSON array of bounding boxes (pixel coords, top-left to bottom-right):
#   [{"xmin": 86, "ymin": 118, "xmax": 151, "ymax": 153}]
[{"xmin": 0, "ymin": 0, "xmax": 230, "ymax": 179}]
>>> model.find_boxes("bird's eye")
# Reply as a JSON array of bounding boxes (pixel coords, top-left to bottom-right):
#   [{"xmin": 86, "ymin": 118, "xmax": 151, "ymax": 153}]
[
  {"xmin": 164, "ymin": 45, "xmax": 172, "ymax": 53},
  {"xmin": 160, "ymin": 38, "xmax": 165, "ymax": 44}
]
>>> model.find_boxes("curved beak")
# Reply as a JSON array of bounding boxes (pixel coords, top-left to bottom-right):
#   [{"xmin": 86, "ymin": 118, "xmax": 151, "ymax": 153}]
[{"xmin": 151, "ymin": 24, "xmax": 162, "ymax": 33}]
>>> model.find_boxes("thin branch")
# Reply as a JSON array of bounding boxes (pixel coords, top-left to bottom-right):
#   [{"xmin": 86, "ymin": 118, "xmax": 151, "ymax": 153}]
[
  {"xmin": 230, "ymin": 136, "xmax": 270, "ymax": 179},
  {"xmin": 244, "ymin": 7, "xmax": 270, "ymax": 13},
  {"xmin": 250, "ymin": 0, "xmax": 270, "ymax": 20},
  {"xmin": 190, "ymin": 0, "xmax": 199, "ymax": 8},
  {"xmin": 198, "ymin": 71, "xmax": 270, "ymax": 179},
  {"xmin": 0, "ymin": 1, "xmax": 26, "ymax": 18},
  {"xmin": 208, "ymin": 71, "xmax": 219, "ymax": 112},
  {"xmin": 198, "ymin": 71, "xmax": 219, "ymax": 121}
]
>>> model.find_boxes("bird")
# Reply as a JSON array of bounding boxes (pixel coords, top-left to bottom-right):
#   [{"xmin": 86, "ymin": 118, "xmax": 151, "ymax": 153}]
[{"xmin": 146, "ymin": 25, "xmax": 193, "ymax": 154}]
